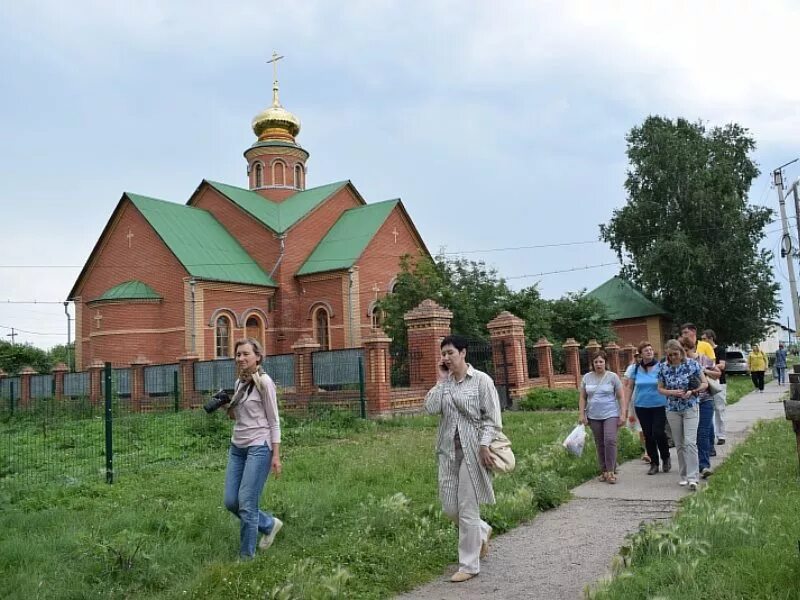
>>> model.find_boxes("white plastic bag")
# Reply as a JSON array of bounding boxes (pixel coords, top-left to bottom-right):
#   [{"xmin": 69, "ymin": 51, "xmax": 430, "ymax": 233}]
[{"xmin": 562, "ymin": 424, "xmax": 587, "ymax": 457}]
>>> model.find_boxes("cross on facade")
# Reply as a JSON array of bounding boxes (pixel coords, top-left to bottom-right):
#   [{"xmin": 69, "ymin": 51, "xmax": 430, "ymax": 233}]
[
  {"xmin": 372, "ymin": 282, "xmax": 381, "ymax": 300},
  {"xmin": 392, "ymin": 227, "xmax": 399, "ymax": 243},
  {"xmin": 94, "ymin": 311, "xmax": 103, "ymax": 329},
  {"xmin": 126, "ymin": 228, "xmax": 134, "ymax": 248}
]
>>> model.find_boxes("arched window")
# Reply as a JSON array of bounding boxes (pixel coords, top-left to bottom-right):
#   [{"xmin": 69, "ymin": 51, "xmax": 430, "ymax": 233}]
[
  {"xmin": 313, "ymin": 307, "xmax": 330, "ymax": 350},
  {"xmin": 245, "ymin": 315, "xmax": 264, "ymax": 347},
  {"xmin": 273, "ymin": 161, "xmax": 286, "ymax": 186},
  {"xmin": 215, "ymin": 315, "xmax": 232, "ymax": 358},
  {"xmin": 370, "ymin": 305, "xmax": 383, "ymax": 330},
  {"xmin": 294, "ymin": 164, "xmax": 303, "ymax": 189},
  {"xmin": 254, "ymin": 162, "xmax": 264, "ymax": 188}
]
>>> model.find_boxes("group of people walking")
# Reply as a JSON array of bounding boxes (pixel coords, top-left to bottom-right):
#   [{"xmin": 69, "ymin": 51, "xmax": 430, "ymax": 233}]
[{"xmin": 580, "ymin": 323, "xmax": 729, "ymax": 491}]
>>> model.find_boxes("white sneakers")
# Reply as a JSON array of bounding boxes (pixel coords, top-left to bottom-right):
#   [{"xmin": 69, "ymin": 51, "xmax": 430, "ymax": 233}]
[{"xmin": 259, "ymin": 517, "xmax": 283, "ymax": 551}]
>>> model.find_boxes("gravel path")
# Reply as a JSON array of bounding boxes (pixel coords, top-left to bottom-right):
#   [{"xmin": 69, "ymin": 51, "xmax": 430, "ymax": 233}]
[{"xmin": 397, "ymin": 381, "xmax": 787, "ymax": 600}]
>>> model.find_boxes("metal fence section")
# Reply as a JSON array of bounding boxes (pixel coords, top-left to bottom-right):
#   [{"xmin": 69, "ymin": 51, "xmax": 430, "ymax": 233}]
[
  {"xmin": 466, "ymin": 340, "xmax": 494, "ymax": 378},
  {"xmin": 262, "ymin": 354, "xmax": 294, "ymax": 387},
  {"xmin": 63, "ymin": 372, "xmax": 89, "ymax": 397},
  {"xmin": 312, "ymin": 348, "xmax": 363, "ymax": 386},
  {"xmin": 578, "ymin": 349, "xmax": 590, "ymax": 374},
  {"xmin": 389, "ymin": 346, "xmax": 423, "ymax": 387},
  {"xmin": 552, "ymin": 345, "xmax": 567, "ymax": 374},
  {"xmin": 144, "ymin": 363, "xmax": 179, "ymax": 395},
  {"xmin": 1, "ymin": 376, "xmax": 20, "ymax": 401},
  {"xmin": 101, "ymin": 368, "xmax": 131, "ymax": 397},
  {"xmin": 30, "ymin": 374, "xmax": 54, "ymax": 399},
  {"xmin": 194, "ymin": 359, "xmax": 236, "ymax": 392},
  {"xmin": 526, "ymin": 345, "xmax": 540, "ymax": 378}
]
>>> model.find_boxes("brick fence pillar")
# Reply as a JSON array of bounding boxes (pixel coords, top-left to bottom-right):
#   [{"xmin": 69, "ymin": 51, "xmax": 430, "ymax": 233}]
[
  {"xmin": 604, "ymin": 342, "xmax": 621, "ymax": 375},
  {"xmin": 88, "ymin": 360, "xmax": 105, "ymax": 404},
  {"xmin": 363, "ymin": 329, "xmax": 392, "ymax": 416},
  {"xmin": 52, "ymin": 362, "xmax": 69, "ymax": 400},
  {"xmin": 131, "ymin": 356, "xmax": 150, "ymax": 412},
  {"xmin": 563, "ymin": 338, "xmax": 581, "ymax": 387},
  {"xmin": 19, "ymin": 366, "xmax": 36, "ymax": 407},
  {"xmin": 404, "ymin": 299, "xmax": 453, "ymax": 388},
  {"xmin": 179, "ymin": 354, "xmax": 198, "ymax": 408},
  {"xmin": 620, "ymin": 344, "xmax": 636, "ymax": 370},
  {"xmin": 487, "ymin": 311, "xmax": 528, "ymax": 393},
  {"xmin": 292, "ymin": 335, "xmax": 320, "ymax": 405},
  {"xmin": 533, "ymin": 337, "xmax": 554, "ymax": 388}
]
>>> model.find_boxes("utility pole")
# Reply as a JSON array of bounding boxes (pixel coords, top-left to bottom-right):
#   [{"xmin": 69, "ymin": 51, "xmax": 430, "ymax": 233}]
[
  {"xmin": 6, "ymin": 327, "xmax": 16, "ymax": 345},
  {"xmin": 774, "ymin": 161, "xmax": 800, "ymax": 336}
]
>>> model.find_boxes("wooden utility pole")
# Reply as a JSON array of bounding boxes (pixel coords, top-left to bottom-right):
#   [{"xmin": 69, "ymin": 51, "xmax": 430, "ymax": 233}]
[{"xmin": 6, "ymin": 327, "xmax": 16, "ymax": 345}]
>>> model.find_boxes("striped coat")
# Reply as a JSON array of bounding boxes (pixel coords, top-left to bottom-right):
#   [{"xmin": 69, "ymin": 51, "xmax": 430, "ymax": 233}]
[{"xmin": 424, "ymin": 364, "xmax": 503, "ymax": 506}]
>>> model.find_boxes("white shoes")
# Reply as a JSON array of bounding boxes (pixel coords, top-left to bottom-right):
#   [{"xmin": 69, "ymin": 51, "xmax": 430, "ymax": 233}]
[{"xmin": 259, "ymin": 517, "xmax": 283, "ymax": 551}]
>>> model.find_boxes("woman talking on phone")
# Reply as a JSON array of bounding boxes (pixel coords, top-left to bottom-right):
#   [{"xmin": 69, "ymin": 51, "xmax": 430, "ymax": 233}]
[
  {"xmin": 424, "ymin": 335, "xmax": 502, "ymax": 583},
  {"xmin": 223, "ymin": 337, "xmax": 283, "ymax": 560}
]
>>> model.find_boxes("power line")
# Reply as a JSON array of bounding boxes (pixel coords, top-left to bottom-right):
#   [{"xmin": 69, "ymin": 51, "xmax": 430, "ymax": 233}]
[{"xmin": 0, "ymin": 324, "xmax": 63, "ymax": 336}]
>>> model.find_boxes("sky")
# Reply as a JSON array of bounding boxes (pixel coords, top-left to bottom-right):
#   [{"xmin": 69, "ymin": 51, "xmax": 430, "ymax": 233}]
[{"xmin": 1, "ymin": 0, "xmax": 800, "ymax": 350}]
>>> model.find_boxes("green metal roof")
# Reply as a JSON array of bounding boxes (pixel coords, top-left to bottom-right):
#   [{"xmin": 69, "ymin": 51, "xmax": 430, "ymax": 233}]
[
  {"xmin": 586, "ymin": 276, "xmax": 669, "ymax": 320},
  {"xmin": 94, "ymin": 280, "xmax": 161, "ymax": 302},
  {"xmin": 127, "ymin": 193, "xmax": 276, "ymax": 287},
  {"xmin": 297, "ymin": 200, "xmax": 399, "ymax": 276},
  {"xmin": 206, "ymin": 180, "xmax": 349, "ymax": 234}
]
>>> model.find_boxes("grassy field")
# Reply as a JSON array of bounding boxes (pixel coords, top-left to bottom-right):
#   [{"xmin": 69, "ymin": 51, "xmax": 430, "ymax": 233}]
[
  {"xmin": 588, "ymin": 418, "xmax": 800, "ymax": 599},
  {"xmin": 0, "ymin": 409, "xmax": 640, "ymax": 600}
]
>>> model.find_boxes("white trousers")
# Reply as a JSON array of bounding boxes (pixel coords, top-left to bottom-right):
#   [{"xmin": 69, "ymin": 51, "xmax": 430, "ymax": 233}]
[
  {"xmin": 713, "ymin": 385, "xmax": 727, "ymax": 439},
  {"xmin": 442, "ymin": 448, "xmax": 492, "ymax": 574},
  {"xmin": 667, "ymin": 405, "xmax": 699, "ymax": 483}
]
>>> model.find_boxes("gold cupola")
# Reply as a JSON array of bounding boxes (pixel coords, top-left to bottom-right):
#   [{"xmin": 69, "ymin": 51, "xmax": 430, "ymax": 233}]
[{"xmin": 251, "ymin": 57, "xmax": 301, "ymax": 143}]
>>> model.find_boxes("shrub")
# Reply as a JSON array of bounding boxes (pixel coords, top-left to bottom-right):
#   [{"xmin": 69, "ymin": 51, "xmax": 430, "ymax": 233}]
[{"xmin": 518, "ymin": 388, "xmax": 578, "ymax": 411}]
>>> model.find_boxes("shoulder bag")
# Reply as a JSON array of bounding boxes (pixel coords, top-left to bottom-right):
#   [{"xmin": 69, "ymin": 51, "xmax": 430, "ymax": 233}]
[{"xmin": 488, "ymin": 431, "xmax": 515, "ymax": 474}]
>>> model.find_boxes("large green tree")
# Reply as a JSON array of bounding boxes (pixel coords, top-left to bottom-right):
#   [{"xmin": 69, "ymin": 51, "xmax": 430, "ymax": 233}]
[{"xmin": 600, "ymin": 116, "xmax": 779, "ymax": 344}]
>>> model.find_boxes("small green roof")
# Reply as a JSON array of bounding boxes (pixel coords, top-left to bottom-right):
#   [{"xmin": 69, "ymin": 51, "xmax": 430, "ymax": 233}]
[
  {"xmin": 95, "ymin": 280, "xmax": 161, "ymax": 302},
  {"xmin": 127, "ymin": 193, "xmax": 275, "ymax": 287},
  {"xmin": 586, "ymin": 276, "xmax": 668, "ymax": 320},
  {"xmin": 297, "ymin": 200, "xmax": 399, "ymax": 276},
  {"xmin": 206, "ymin": 180, "xmax": 349, "ymax": 234}
]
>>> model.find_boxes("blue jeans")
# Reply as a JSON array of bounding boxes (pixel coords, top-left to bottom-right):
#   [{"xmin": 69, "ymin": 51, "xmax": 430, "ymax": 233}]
[
  {"xmin": 697, "ymin": 400, "xmax": 714, "ymax": 471},
  {"xmin": 224, "ymin": 443, "xmax": 276, "ymax": 558}
]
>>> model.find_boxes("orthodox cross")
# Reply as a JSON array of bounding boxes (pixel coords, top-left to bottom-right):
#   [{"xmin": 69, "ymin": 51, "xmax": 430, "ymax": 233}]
[
  {"xmin": 392, "ymin": 227, "xmax": 399, "ymax": 243},
  {"xmin": 94, "ymin": 311, "xmax": 103, "ymax": 329},
  {"xmin": 126, "ymin": 228, "xmax": 134, "ymax": 248},
  {"xmin": 266, "ymin": 51, "xmax": 284, "ymax": 105}
]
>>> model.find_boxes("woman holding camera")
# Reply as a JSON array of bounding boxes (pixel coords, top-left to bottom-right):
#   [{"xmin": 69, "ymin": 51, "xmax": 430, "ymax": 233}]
[{"xmin": 223, "ymin": 338, "xmax": 283, "ymax": 560}]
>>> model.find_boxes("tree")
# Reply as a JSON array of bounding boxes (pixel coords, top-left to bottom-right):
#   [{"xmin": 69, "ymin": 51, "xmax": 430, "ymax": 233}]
[
  {"xmin": 0, "ymin": 341, "xmax": 51, "ymax": 374},
  {"xmin": 549, "ymin": 291, "xmax": 615, "ymax": 344},
  {"xmin": 600, "ymin": 116, "xmax": 779, "ymax": 344}
]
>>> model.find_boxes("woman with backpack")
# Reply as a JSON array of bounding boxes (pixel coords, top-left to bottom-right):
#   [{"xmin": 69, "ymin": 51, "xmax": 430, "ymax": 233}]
[{"xmin": 623, "ymin": 342, "xmax": 670, "ymax": 476}]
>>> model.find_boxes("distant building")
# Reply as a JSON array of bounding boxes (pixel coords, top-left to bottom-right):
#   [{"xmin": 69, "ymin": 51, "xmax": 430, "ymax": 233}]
[
  {"xmin": 586, "ymin": 277, "xmax": 671, "ymax": 356},
  {"xmin": 68, "ymin": 68, "xmax": 429, "ymax": 369},
  {"xmin": 758, "ymin": 320, "xmax": 795, "ymax": 353}
]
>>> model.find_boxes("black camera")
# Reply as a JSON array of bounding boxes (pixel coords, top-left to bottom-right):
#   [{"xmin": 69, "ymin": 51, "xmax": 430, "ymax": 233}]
[{"xmin": 203, "ymin": 389, "xmax": 231, "ymax": 414}]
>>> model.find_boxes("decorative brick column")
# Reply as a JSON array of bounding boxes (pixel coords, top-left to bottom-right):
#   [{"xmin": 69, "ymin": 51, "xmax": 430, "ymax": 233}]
[
  {"xmin": 487, "ymin": 311, "xmax": 528, "ymax": 391},
  {"xmin": 533, "ymin": 337, "xmax": 554, "ymax": 388},
  {"xmin": 131, "ymin": 356, "xmax": 150, "ymax": 412},
  {"xmin": 620, "ymin": 344, "xmax": 636, "ymax": 370},
  {"xmin": 88, "ymin": 360, "xmax": 105, "ymax": 404},
  {"xmin": 404, "ymin": 299, "xmax": 453, "ymax": 388},
  {"xmin": 292, "ymin": 335, "xmax": 320, "ymax": 403},
  {"xmin": 179, "ymin": 354, "xmax": 198, "ymax": 408},
  {"xmin": 19, "ymin": 366, "xmax": 36, "ymax": 407},
  {"xmin": 52, "ymin": 362, "xmax": 69, "ymax": 400},
  {"xmin": 604, "ymin": 342, "xmax": 621, "ymax": 375},
  {"xmin": 562, "ymin": 338, "xmax": 581, "ymax": 387},
  {"xmin": 363, "ymin": 329, "xmax": 392, "ymax": 416}
]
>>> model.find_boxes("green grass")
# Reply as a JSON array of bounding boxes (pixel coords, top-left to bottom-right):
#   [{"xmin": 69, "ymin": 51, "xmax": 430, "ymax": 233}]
[
  {"xmin": 518, "ymin": 387, "xmax": 579, "ymax": 411},
  {"xmin": 588, "ymin": 418, "xmax": 800, "ymax": 600},
  {"xmin": 0, "ymin": 410, "xmax": 640, "ymax": 600}
]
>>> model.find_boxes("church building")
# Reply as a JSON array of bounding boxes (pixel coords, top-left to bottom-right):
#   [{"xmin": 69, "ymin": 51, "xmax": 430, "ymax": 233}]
[{"xmin": 68, "ymin": 61, "xmax": 429, "ymax": 370}]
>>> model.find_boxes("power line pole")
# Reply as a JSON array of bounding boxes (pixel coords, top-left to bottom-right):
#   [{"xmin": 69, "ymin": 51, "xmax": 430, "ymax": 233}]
[
  {"xmin": 6, "ymin": 327, "xmax": 16, "ymax": 345},
  {"xmin": 774, "ymin": 164, "xmax": 800, "ymax": 336}
]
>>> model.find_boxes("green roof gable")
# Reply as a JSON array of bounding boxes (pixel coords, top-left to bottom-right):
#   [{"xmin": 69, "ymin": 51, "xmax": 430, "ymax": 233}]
[
  {"xmin": 586, "ymin": 277, "xmax": 669, "ymax": 320},
  {"xmin": 95, "ymin": 280, "xmax": 161, "ymax": 302},
  {"xmin": 206, "ymin": 180, "xmax": 349, "ymax": 234},
  {"xmin": 297, "ymin": 200, "xmax": 399, "ymax": 276},
  {"xmin": 127, "ymin": 193, "xmax": 275, "ymax": 287}
]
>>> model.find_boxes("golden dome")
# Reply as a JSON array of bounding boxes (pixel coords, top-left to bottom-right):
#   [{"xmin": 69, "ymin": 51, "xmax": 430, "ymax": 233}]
[{"xmin": 252, "ymin": 84, "xmax": 301, "ymax": 141}]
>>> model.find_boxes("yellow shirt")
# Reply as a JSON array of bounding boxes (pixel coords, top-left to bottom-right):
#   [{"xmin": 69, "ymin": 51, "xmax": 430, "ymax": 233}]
[
  {"xmin": 748, "ymin": 351, "xmax": 767, "ymax": 372},
  {"xmin": 697, "ymin": 340, "xmax": 716, "ymax": 361}
]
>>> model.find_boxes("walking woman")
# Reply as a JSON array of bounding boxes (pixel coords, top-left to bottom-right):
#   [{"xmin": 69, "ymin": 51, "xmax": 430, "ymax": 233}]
[
  {"xmin": 424, "ymin": 335, "xmax": 501, "ymax": 583},
  {"xmin": 223, "ymin": 338, "xmax": 283, "ymax": 560},
  {"xmin": 623, "ymin": 342, "xmax": 670, "ymax": 475},
  {"xmin": 580, "ymin": 350, "xmax": 626, "ymax": 484},
  {"xmin": 748, "ymin": 345, "xmax": 767, "ymax": 393},
  {"xmin": 682, "ymin": 336, "xmax": 720, "ymax": 479},
  {"xmin": 658, "ymin": 339, "xmax": 708, "ymax": 491}
]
